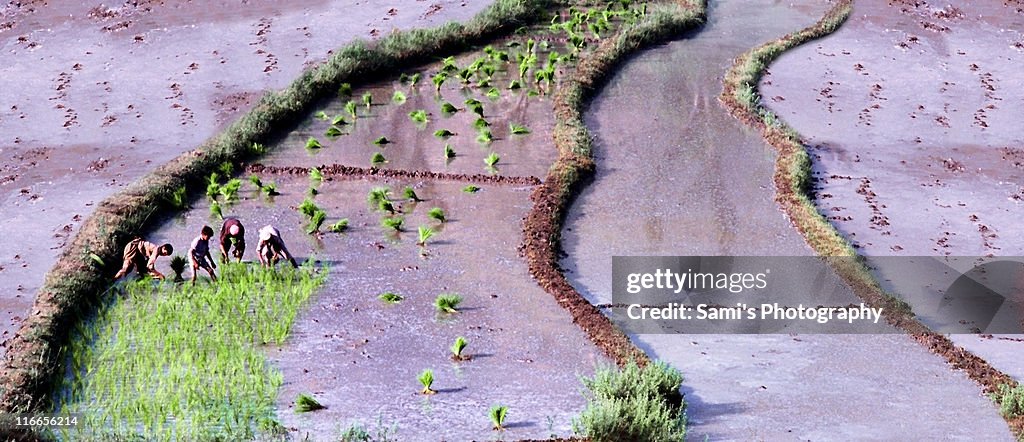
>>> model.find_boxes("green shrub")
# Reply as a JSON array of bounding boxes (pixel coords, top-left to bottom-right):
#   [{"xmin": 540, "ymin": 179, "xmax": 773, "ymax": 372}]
[
  {"xmin": 573, "ymin": 360, "xmax": 686, "ymax": 442},
  {"xmin": 295, "ymin": 393, "xmax": 325, "ymax": 413}
]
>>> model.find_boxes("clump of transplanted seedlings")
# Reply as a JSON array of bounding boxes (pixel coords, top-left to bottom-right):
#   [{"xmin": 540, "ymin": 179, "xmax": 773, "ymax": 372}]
[
  {"xmin": 508, "ymin": 80, "xmax": 522, "ymax": 90},
  {"xmin": 295, "ymin": 393, "xmax": 325, "ymax": 413},
  {"xmin": 409, "ymin": 109, "xmax": 429, "ymax": 124},
  {"xmin": 486, "ymin": 88, "xmax": 500, "ymax": 100},
  {"xmin": 262, "ymin": 181, "xmax": 279, "ymax": 197},
  {"xmin": 345, "ymin": 101, "xmax": 358, "ymax": 119},
  {"xmin": 338, "ymin": 82, "xmax": 353, "ymax": 97},
  {"xmin": 325, "ymin": 125, "xmax": 344, "ymax": 139},
  {"xmin": 169, "ymin": 255, "xmax": 188, "ymax": 283},
  {"xmin": 392, "ymin": 90, "xmax": 407, "ymax": 104},
  {"xmin": 248, "ymin": 175, "xmax": 263, "ymax": 190},
  {"xmin": 367, "ymin": 187, "xmax": 391, "ymax": 208},
  {"xmin": 306, "ymin": 137, "xmax": 323, "ymax": 149},
  {"xmin": 315, "ymin": 110, "xmax": 329, "ymax": 121},
  {"xmin": 490, "ymin": 405, "xmax": 508, "ymax": 431},
  {"xmin": 373, "ymin": 136, "xmax": 391, "ymax": 146},
  {"xmin": 427, "ymin": 207, "xmax": 446, "ymax": 223},
  {"xmin": 417, "ymin": 226, "xmax": 435, "ymax": 247},
  {"xmin": 309, "ymin": 167, "xmax": 324, "ymax": 183},
  {"xmin": 510, "ymin": 123, "xmax": 530, "ymax": 135},
  {"xmin": 440, "ymin": 102, "xmax": 458, "ymax": 115},
  {"xmin": 432, "ymin": 72, "xmax": 448, "ymax": 92},
  {"xmin": 419, "ymin": 369, "xmax": 436, "ymax": 395},
  {"xmin": 434, "ymin": 129, "xmax": 455, "ymax": 139},
  {"xmin": 450, "ymin": 336, "xmax": 469, "ymax": 361},
  {"xmin": 250, "ymin": 142, "xmax": 267, "ymax": 155},
  {"xmin": 378, "ymin": 292, "xmax": 403, "ymax": 304},
  {"xmin": 331, "ymin": 114, "xmax": 348, "ymax": 126},
  {"xmin": 166, "ymin": 185, "xmax": 188, "ymax": 210},
  {"xmin": 444, "ymin": 144, "xmax": 457, "ymax": 159},
  {"xmin": 370, "ymin": 152, "xmax": 387, "ymax": 167},
  {"xmin": 210, "ymin": 200, "xmax": 224, "ymax": 220},
  {"xmin": 298, "ymin": 197, "xmax": 320, "ymax": 219},
  {"xmin": 473, "ymin": 117, "xmax": 490, "ymax": 131},
  {"xmin": 462, "ymin": 185, "xmax": 480, "ymax": 193},
  {"xmin": 402, "ymin": 186, "xmax": 421, "ymax": 202},
  {"xmin": 381, "ymin": 216, "xmax": 404, "ymax": 232},
  {"xmin": 477, "ymin": 129, "xmax": 493, "ymax": 144},
  {"xmin": 484, "ymin": 152, "xmax": 500, "ymax": 170},
  {"xmin": 465, "ymin": 98, "xmax": 484, "ymax": 117},
  {"xmin": 219, "ymin": 178, "xmax": 242, "ymax": 202},
  {"xmin": 362, "ymin": 92, "xmax": 373, "ymax": 109},
  {"xmin": 328, "ymin": 218, "xmax": 349, "ymax": 233},
  {"xmin": 434, "ymin": 293, "xmax": 463, "ymax": 314},
  {"xmin": 307, "ymin": 209, "xmax": 327, "ymax": 234}
]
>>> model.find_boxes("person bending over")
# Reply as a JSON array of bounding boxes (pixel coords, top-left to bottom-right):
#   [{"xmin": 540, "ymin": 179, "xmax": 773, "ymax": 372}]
[
  {"xmin": 113, "ymin": 237, "xmax": 173, "ymax": 280},
  {"xmin": 189, "ymin": 225, "xmax": 218, "ymax": 285},
  {"xmin": 219, "ymin": 217, "xmax": 246, "ymax": 262},
  {"xmin": 257, "ymin": 225, "xmax": 298, "ymax": 269}
]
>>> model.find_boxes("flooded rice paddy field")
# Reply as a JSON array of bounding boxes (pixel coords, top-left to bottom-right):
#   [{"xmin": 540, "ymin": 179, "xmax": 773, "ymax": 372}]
[
  {"xmin": 761, "ymin": 0, "xmax": 1024, "ymax": 381},
  {"xmin": 0, "ymin": 0, "xmax": 493, "ymax": 356},
  {"xmin": 560, "ymin": 0, "xmax": 1012, "ymax": 439}
]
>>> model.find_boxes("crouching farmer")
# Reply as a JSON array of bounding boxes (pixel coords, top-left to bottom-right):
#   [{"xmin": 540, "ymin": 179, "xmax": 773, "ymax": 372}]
[
  {"xmin": 113, "ymin": 237, "xmax": 173, "ymax": 280},
  {"xmin": 219, "ymin": 217, "xmax": 245, "ymax": 262},
  {"xmin": 190, "ymin": 225, "xmax": 218, "ymax": 285},
  {"xmin": 257, "ymin": 225, "xmax": 298, "ymax": 269}
]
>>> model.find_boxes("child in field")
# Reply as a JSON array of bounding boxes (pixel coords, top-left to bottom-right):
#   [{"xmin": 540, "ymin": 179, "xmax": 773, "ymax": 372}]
[
  {"xmin": 257, "ymin": 225, "xmax": 299, "ymax": 269},
  {"xmin": 189, "ymin": 225, "xmax": 218, "ymax": 285},
  {"xmin": 114, "ymin": 238, "xmax": 173, "ymax": 281}
]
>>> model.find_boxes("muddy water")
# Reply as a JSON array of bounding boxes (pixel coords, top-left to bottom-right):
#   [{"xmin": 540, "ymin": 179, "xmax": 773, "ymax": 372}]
[
  {"xmin": 760, "ymin": 1, "xmax": 1024, "ymax": 380},
  {"xmin": 0, "ymin": 0, "xmax": 494, "ymax": 355},
  {"xmin": 561, "ymin": 0, "xmax": 1012, "ymax": 439},
  {"xmin": 149, "ymin": 176, "xmax": 606, "ymax": 440}
]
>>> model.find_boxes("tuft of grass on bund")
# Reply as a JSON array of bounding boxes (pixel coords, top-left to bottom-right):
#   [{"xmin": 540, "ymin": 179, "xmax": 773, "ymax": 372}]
[{"xmin": 54, "ymin": 262, "xmax": 325, "ymax": 440}]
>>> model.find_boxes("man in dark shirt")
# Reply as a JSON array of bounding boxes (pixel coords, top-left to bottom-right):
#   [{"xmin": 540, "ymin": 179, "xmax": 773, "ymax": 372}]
[{"xmin": 219, "ymin": 217, "xmax": 246, "ymax": 262}]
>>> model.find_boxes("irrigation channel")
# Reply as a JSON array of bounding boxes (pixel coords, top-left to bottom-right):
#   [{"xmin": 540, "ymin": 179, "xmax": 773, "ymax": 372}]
[
  {"xmin": 0, "ymin": 0, "xmax": 494, "ymax": 359},
  {"xmin": 559, "ymin": 0, "xmax": 1013, "ymax": 440},
  {"xmin": 760, "ymin": 0, "xmax": 1024, "ymax": 383}
]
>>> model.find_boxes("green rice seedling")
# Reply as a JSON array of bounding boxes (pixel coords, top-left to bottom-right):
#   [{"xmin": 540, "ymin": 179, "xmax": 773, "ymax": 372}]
[
  {"xmin": 295, "ymin": 393, "xmax": 325, "ymax": 413},
  {"xmin": 434, "ymin": 128, "xmax": 455, "ymax": 139},
  {"xmin": 427, "ymin": 207, "xmax": 446, "ymax": 223},
  {"xmin": 417, "ymin": 226, "xmax": 435, "ymax": 247},
  {"xmin": 298, "ymin": 197, "xmax": 320, "ymax": 219},
  {"xmin": 210, "ymin": 200, "xmax": 223, "ymax": 219},
  {"xmin": 457, "ymin": 68, "xmax": 473, "ymax": 84},
  {"xmin": 418, "ymin": 369, "xmax": 435, "ymax": 395},
  {"xmin": 481, "ymin": 64, "xmax": 497, "ymax": 78},
  {"xmin": 470, "ymin": 102, "xmax": 484, "ymax": 117},
  {"xmin": 332, "ymin": 114, "xmax": 348, "ymax": 126},
  {"xmin": 339, "ymin": 83, "xmax": 353, "ymax": 97},
  {"xmin": 464, "ymin": 98, "xmax": 481, "ymax": 108},
  {"xmin": 345, "ymin": 100, "xmax": 358, "ymax": 119},
  {"xmin": 378, "ymin": 199, "xmax": 396, "ymax": 214},
  {"xmin": 489, "ymin": 405, "xmax": 508, "ymax": 430},
  {"xmin": 367, "ymin": 187, "xmax": 391, "ymax": 207},
  {"xmin": 510, "ymin": 123, "xmax": 531, "ymax": 135},
  {"xmin": 373, "ymin": 136, "xmax": 391, "ymax": 146},
  {"xmin": 362, "ymin": 92, "xmax": 373, "ymax": 109},
  {"xmin": 218, "ymin": 161, "xmax": 234, "ymax": 177},
  {"xmin": 434, "ymin": 293, "xmax": 462, "ymax": 313},
  {"xmin": 309, "ymin": 167, "xmax": 324, "ymax": 183},
  {"xmin": 526, "ymin": 38, "xmax": 535, "ymax": 53},
  {"xmin": 219, "ymin": 178, "xmax": 243, "ymax": 202},
  {"xmin": 450, "ymin": 336, "xmax": 468, "ymax": 361},
  {"xmin": 398, "ymin": 73, "xmax": 410, "ymax": 84},
  {"xmin": 262, "ymin": 181, "xmax": 279, "ymax": 196},
  {"xmin": 402, "ymin": 186, "xmax": 421, "ymax": 202},
  {"xmin": 476, "ymin": 78, "xmax": 491, "ymax": 88},
  {"xmin": 249, "ymin": 143, "xmax": 267, "ymax": 156},
  {"xmin": 409, "ymin": 73, "xmax": 421, "ymax": 86},
  {"xmin": 248, "ymin": 175, "xmax": 263, "ymax": 190},
  {"xmin": 527, "ymin": 89, "xmax": 540, "ymax": 97},
  {"xmin": 370, "ymin": 152, "xmax": 387, "ymax": 166},
  {"xmin": 508, "ymin": 80, "xmax": 522, "ymax": 90},
  {"xmin": 440, "ymin": 56, "xmax": 458, "ymax": 72},
  {"xmin": 392, "ymin": 90, "xmax": 406, "ymax": 104},
  {"xmin": 486, "ymin": 88, "xmax": 500, "ymax": 100},
  {"xmin": 315, "ymin": 110, "xmax": 329, "ymax": 121},
  {"xmin": 432, "ymin": 72, "xmax": 448, "ymax": 92},
  {"xmin": 169, "ymin": 255, "xmax": 188, "ymax": 282},
  {"xmin": 409, "ymin": 109, "xmax": 429, "ymax": 124},
  {"xmin": 328, "ymin": 219, "xmax": 349, "ymax": 233},
  {"xmin": 484, "ymin": 152, "xmax": 500, "ymax": 167},
  {"xmin": 307, "ymin": 210, "xmax": 327, "ymax": 234},
  {"xmin": 325, "ymin": 125, "xmax": 344, "ymax": 138},
  {"xmin": 477, "ymin": 129, "xmax": 493, "ymax": 144},
  {"xmin": 443, "ymin": 144, "xmax": 456, "ymax": 159},
  {"xmin": 378, "ymin": 292, "xmax": 403, "ymax": 304},
  {"xmin": 462, "ymin": 185, "xmax": 480, "ymax": 193},
  {"xmin": 167, "ymin": 185, "xmax": 188, "ymax": 209},
  {"xmin": 381, "ymin": 216, "xmax": 404, "ymax": 232},
  {"xmin": 440, "ymin": 102, "xmax": 458, "ymax": 115},
  {"xmin": 306, "ymin": 137, "xmax": 323, "ymax": 149},
  {"xmin": 473, "ymin": 117, "xmax": 490, "ymax": 130}
]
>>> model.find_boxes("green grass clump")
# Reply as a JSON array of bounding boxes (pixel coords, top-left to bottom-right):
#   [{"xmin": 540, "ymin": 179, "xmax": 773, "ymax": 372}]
[
  {"xmin": 169, "ymin": 255, "xmax": 188, "ymax": 282},
  {"xmin": 473, "ymin": 117, "xmax": 490, "ymax": 130},
  {"xmin": 345, "ymin": 100, "xmax": 358, "ymax": 119},
  {"xmin": 462, "ymin": 185, "xmax": 480, "ymax": 193},
  {"xmin": 295, "ymin": 393, "xmax": 325, "ymax": 413},
  {"xmin": 166, "ymin": 185, "xmax": 188, "ymax": 209},
  {"xmin": 210, "ymin": 200, "xmax": 224, "ymax": 219},
  {"xmin": 306, "ymin": 137, "xmax": 323, "ymax": 149},
  {"xmin": 373, "ymin": 136, "xmax": 391, "ymax": 146},
  {"xmin": 307, "ymin": 209, "xmax": 327, "ymax": 234},
  {"xmin": 489, "ymin": 405, "xmax": 508, "ymax": 430},
  {"xmin": 362, "ymin": 92, "xmax": 373, "ymax": 109},
  {"xmin": 338, "ymin": 83, "xmax": 353, "ymax": 97},
  {"xmin": 450, "ymin": 336, "xmax": 468, "ymax": 361},
  {"xmin": 402, "ymin": 186, "xmax": 421, "ymax": 202},
  {"xmin": 325, "ymin": 125, "xmax": 345, "ymax": 138},
  {"xmin": 370, "ymin": 152, "xmax": 387, "ymax": 166},
  {"xmin": 248, "ymin": 175, "xmax": 263, "ymax": 190},
  {"xmin": 367, "ymin": 187, "xmax": 391, "ymax": 207},
  {"xmin": 508, "ymin": 80, "xmax": 522, "ymax": 90},
  {"xmin": 510, "ymin": 123, "xmax": 530, "ymax": 134},
  {"xmin": 486, "ymin": 87, "xmax": 500, "ymax": 100},
  {"xmin": 418, "ymin": 369, "xmax": 435, "ymax": 395},
  {"xmin": 444, "ymin": 144, "xmax": 457, "ymax": 159},
  {"xmin": 573, "ymin": 360, "xmax": 687, "ymax": 442},
  {"xmin": 434, "ymin": 129, "xmax": 456, "ymax": 139},
  {"xmin": 262, "ymin": 182, "xmax": 279, "ymax": 196},
  {"xmin": 427, "ymin": 207, "xmax": 446, "ymax": 223},
  {"xmin": 440, "ymin": 102, "xmax": 458, "ymax": 115},
  {"xmin": 484, "ymin": 152, "xmax": 500, "ymax": 167},
  {"xmin": 315, "ymin": 110, "xmax": 329, "ymax": 121},
  {"xmin": 392, "ymin": 90, "xmax": 407, "ymax": 104},
  {"xmin": 381, "ymin": 216, "xmax": 404, "ymax": 232},
  {"xmin": 434, "ymin": 293, "xmax": 462, "ymax": 313},
  {"xmin": 310, "ymin": 167, "xmax": 324, "ymax": 183},
  {"xmin": 328, "ymin": 219, "xmax": 349, "ymax": 233},
  {"xmin": 994, "ymin": 384, "xmax": 1024, "ymax": 418},
  {"xmin": 332, "ymin": 114, "xmax": 348, "ymax": 126},
  {"xmin": 409, "ymin": 109, "xmax": 429, "ymax": 124},
  {"xmin": 416, "ymin": 226, "xmax": 435, "ymax": 247},
  {"xmin": 477, "ymin": 129, "xmax": 493, "ymax": 144},
  {"xmin": 58, "ymin": 263, "xmax": 325, "ymax": 439},
  {"xmin": 378, "ymin": 292, "xmax": 403, "ymax": 304}
]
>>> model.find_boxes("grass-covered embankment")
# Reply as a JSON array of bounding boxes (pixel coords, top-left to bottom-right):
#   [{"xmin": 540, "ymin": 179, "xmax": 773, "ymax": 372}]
[
  {"xmin": 0, "ymin": 0, "xmax": 550, "ymax": 415},
  {"xmin": 54, "ymin": 263, "xmax": 324, "ymax": 440},
  {"xmin": 719, "ymin": 0, "xmax": 1024, "ymax": 437}
]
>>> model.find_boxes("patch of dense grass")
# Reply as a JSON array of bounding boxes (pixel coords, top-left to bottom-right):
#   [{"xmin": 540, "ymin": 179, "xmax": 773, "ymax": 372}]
[
  {"xmin": 56, "ymin": 263, "xmax": 325, "ymax": 440},
  {"xmin": 573, "ymin": 360, "xmax": 686, "ymax": 441}
]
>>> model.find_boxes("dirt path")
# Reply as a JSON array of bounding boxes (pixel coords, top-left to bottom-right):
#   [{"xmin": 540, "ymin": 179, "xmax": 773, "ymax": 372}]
[
  {"xmin": 0, "ymin": 0, "xmax": 493, "ymax": 356},
  {"xmin": 760, "ymin": 0, "xmax": 1024, "ymax": 381},
  {"xmin": 560, "ymin": 0, "xmax": 1013, "ymax": 439}
]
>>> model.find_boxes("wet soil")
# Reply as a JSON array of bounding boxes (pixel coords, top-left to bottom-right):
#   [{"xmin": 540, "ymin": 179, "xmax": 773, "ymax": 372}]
[
  {"xmin": 148, "ymin": 176, "xmax": 607, "ymax": 440},
  {"xmin": 760, "ymin": 0, "xmax": 1024, "ymax": 379},
  {"xmin": 0, "ymin": 0, "xmax": 494, "ymax": 357},
  {"xmin": 560, "ymin": 0, "xmax": 1013, "ymax": 439}
]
